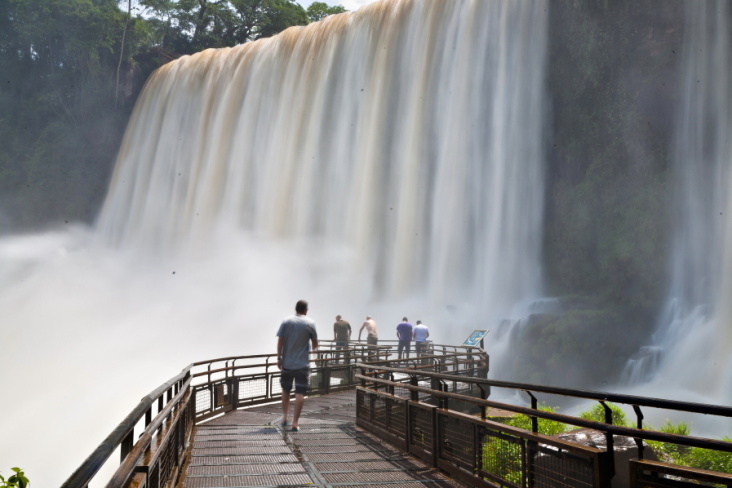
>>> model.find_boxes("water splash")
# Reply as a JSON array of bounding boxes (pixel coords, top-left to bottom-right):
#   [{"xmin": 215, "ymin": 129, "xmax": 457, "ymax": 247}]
[
  {"xmin": 0, "ymin": 1, "xmax": 549, "ymax": 485},
  {"xmin": 96, "ymin": 0, "xmax": 548, "ymax": 319},
  {"xmin": 627, "ymin": 1, "xmax": 732, "ymax": 406}
]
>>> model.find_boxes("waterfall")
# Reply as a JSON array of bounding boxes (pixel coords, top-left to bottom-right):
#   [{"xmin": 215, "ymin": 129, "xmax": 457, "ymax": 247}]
[
  {"xmin": 0, "ymin": 2, "xmax": 549, "ymax": 485},
  {"xmin": 631, "ymin": 1, "xmax": 732, "ymax": 403},
  {"xmin": 96, "ymin": 0, "xmax": 548, "ymax": 323}
]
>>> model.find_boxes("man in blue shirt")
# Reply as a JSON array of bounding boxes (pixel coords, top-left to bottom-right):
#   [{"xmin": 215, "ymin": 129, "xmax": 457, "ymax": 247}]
[
  {"xmin": 396, "ymin": 317, "xmax": 413, "ymax": 360},
  {"xmin": 277, "ymin": 299, "xmax": 318, "ymax": 431}
]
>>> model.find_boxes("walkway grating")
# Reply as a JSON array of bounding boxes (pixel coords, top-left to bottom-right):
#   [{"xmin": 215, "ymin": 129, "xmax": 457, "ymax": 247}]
[{"xmin": 177, "ymin": 390, "xmax": 467, "ymax": 488}]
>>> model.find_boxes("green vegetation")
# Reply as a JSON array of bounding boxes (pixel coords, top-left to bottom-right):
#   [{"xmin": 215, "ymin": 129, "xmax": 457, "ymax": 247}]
[
  {"xmin": 578, "ymin": 402, "xmax": 629, "ymax": 427},
  {"xmin": 0, "ymin": 468, "xmax": 29, "ymax": 488},
  {"xmin": 306, "ymin": 2, "xmax": 346, "ymax": 22},
  {"xmin": 645, "ymin": 421, "xmax": 732, "ymax": 476},
  {"xmin": 483, "ymin": 406, "xmax": 732, "ymax": 481},
  {"xmin": 0, "ymin": 0, "xmax": 345, "ymax": 232},
  {"xmin": 497, "ymin": 403, "xmax": 568, "ymax": 436},
  {"xmin": 481, "ymin": 404, "xmax": 566, "ymax": 485}
]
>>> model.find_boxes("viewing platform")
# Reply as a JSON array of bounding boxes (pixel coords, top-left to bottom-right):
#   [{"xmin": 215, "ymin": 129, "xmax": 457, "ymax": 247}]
[
  {"xmin": 183, "ymin": 389, "xmax": 463, "ymax": 487},
  {"xmin": 63, "ymin": 341, "xmax": 732, "ymax": 488}
]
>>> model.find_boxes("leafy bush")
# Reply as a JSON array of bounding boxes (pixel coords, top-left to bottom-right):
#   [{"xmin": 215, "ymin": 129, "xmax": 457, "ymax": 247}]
[
  {"xmin": 578, "ymin": 402, "xmax": 629, "ymax": 427},
  {"xmin": 500, "ymin": 404, "xmax": 568, "ymax": 436},
  {"xmin": 685, "ymin": 439, "xmax": 732, "ymax": 474},
  {"xmin": 646, "ymin": 420, "xmax": 690, "ymax": 461},
  {"xmin": 644, "ymin": 421, "xmax": 732, "ymax": 476},
  {"xmin": 481, "ymin": 404, "xmax": 568, "ymax": 485},
  {"xmin": 0, "ymin": 468, "xmax": 29, "ymax": 488}
]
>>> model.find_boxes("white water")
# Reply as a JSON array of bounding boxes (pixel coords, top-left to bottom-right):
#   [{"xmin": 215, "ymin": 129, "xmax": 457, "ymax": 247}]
[
  {"xmin": 0, "ymin": 1, "xmax": 548, "ymax": 485},
  {"xmin": 625, "ymin": 1, "xmax": 732, "ymax": 416}
]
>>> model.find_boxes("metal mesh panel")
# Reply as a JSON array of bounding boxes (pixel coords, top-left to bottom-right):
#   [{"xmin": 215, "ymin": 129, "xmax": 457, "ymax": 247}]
[
  {"xmin": 195, "ymin": 387, "xmax": 211, "ymax": 417},
  {"xmin": 157, "ymin": 431, "xmax": 177, "ymax": 487},
  {"xmin": 531, "ymin": 443, "xmax": 595, "ymax": 488},
  {"xmin": 236, "ymin": 376, "xmax": 267, "ymax": 402},
  {"xmin": 356, "ymin": 389, "xmax": 370, "ymax": 420},
  {"xmin": 409, "ymin": 404, "xmax": 434, "ymax": 454},
  {"xmin": 438, "ymin": 414, "xmax": 476, "ymax": 472},
  {"xmin": 371, "ymin": 394, "xmax": 407, "ymax": 439},
  {"xmin": 183, "ymin": 473, "xmax": 313, "ymax": 487},
  {"xmin": 187, "ymin": 463, "xmax": 307, "ymax": 475},
  {"xmin": 329, "ymin": 365, "xmax": 354, "ymax": 390},
  {"xmin": 213, "ymin": 381, "xmax": 229, "ymax": 407},
  {"xmin": 478, "ymin": 426, "xmax": 525, "ymax": 488},
  {"xmin": 309, "ymin": 369, "xmax": 325, "ymax": 395},
  {"xmin": 392, "ymin": 384, "xmax": 412, "ymax": 399},
  {"xmin": 270, "ymin": 374, "xmax": 282, "ymax": 396}
]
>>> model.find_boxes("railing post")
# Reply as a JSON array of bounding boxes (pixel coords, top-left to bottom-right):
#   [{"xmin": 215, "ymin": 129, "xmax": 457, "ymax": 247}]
[
  {"xmin": 600, "ymin": 401, "xmax": 616, "ymax": 488},
  {"xmin": 323, "ymin": 362, "xmax": 331, "ymax": 395},
  {"xmin": 410, "ymin": 375, "xmax": 419, "ymax": 402},
  {"xmin": 121, "ymin": 429, "xmax": 134, "ymax": 464},
  {"xmin": 527, "ymin": 391, "xmax": 539, "ymax": 488},
  {"xmin": 633, "ymin": 404, "xmax": 645, "ymax": 459}
]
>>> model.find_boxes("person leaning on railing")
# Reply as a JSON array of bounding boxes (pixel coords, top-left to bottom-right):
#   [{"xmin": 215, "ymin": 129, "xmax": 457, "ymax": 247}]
[
  {"xmin": 396, "ymin": 317, "xmax": 413, "ymax": 360},
  {"xmin": 358, "ymin": 316, "xmax": 378, "ymax": 360},
  {"xmin": 333, "ymin": 314, "xmax": 352, "ymax": 363},
  {"xmin": 413, "ymin": 320, "xmax": 430, "ymax": 358}
]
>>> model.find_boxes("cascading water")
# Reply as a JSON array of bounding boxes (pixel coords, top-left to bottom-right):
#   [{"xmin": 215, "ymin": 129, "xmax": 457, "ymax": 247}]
[
  {"xmin": 0, "ymin": 1, "xmax": 548, "ymax": 485},
  {"xmin": 626, "ymin": 1, "xmax": 732, "ymax": 405},
  {"xmin": 97, "ymin": 0, "xmax": 548, "ymax": 317}
]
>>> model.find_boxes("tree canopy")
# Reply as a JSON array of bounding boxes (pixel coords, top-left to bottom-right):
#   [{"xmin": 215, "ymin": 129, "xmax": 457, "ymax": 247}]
[
  {"xmin": 0, "ymin": 0, "xmax": 347, "ymax": 230},
  {"xmin": 306, "ymin": 1, "xmax": 346, "ymax": 22}
]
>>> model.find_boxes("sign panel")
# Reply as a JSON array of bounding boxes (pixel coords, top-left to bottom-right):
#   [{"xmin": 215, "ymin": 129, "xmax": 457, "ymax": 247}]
[{"xmin": 462, "ymin": 329, "xmax": 489, "ymax": 347}]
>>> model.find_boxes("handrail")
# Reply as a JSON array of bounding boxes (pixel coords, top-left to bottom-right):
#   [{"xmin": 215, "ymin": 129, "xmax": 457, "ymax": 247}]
[
  {"xmin": 63, "ymin": 343, "xmax": 732, "ymax": 488},
  {"xmin": 61, "ymin": 364, "xmax": 193, "ymax": 488},
  {"xmin": 105, "ymin": 378, "xmax": 192, "ymax": 487},
  {"xmin": 355, "ymin": 362, "xmax": 732, "ymax": 488},
  {"xmin": 355, "ymin": 368, "xmax": 732, "ymax": 452},
  {"xmin": 360, "ymin": 363, "xmax": 732, "ymax": 418}
]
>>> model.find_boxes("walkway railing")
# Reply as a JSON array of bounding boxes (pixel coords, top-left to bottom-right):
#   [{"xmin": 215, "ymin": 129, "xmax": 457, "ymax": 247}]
[
  {"xmin": 62, "ymin": 341, "xmax": 732, "ymax": 488},
  {"xmin": 355, "ymin": 363, "xmax": 732, "ymax": 488},
  {"xmin": 61, "ymin": 341, "xmax": 482, "ymax": 488}
]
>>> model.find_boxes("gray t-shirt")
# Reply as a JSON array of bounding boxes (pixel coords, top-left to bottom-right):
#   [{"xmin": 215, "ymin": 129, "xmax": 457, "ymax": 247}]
[{"xmin": 277, "ymin": 314, "xmax": 318, "ymax": 370}]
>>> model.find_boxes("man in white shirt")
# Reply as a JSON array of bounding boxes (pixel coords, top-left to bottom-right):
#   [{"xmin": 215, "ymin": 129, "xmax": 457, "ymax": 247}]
[{"xmin": 413, "ymin": 320, "xmax": 430, "ymax": 359}]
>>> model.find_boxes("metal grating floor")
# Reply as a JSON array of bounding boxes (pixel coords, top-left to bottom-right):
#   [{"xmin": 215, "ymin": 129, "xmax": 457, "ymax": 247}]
[{"xmin": 178, "ymin": 390, "xmax": 466, "ymax": 488}]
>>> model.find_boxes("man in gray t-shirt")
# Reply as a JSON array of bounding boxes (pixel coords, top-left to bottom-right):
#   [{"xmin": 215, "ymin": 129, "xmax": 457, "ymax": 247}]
[{"xmin": 276, "ymin": 299, "xmax": 318, "ymax": 431}]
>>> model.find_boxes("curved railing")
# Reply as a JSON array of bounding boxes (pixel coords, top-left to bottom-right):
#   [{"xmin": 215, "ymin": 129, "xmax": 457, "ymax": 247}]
[
  {"xmin": 64, "ymin": 340, "xmax": 732, "ymax": 488},
  {"xmin": 355, "ymin": 363, "xmax": 732, "ymax": 488},
  {"xmin": 61, "ymin": 341, "xmax": 483, "ymax": 488},
  {"xmin": 61, "ymin": 366, "xmax": 193, "ymax": 488}
]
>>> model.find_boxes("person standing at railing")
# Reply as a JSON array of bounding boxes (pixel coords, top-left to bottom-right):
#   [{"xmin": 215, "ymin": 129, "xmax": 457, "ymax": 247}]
[
  {"xmin": 333, "ymin": 314, "xmax": 352, "ymax": 363},
  {"xmin": 358, "ymin": 316, "xmax": 379, "ymax": 360},
  {"xmin": 396, "ymin": 317, "xmax": 413, "ymax": 360},
  {"xmin": 276, "ymin": 299, "xmax": 319, "ymax": 431},
  {"xmin": 413, "ymin": 320, "xmax": 430, "ymax": 360}
]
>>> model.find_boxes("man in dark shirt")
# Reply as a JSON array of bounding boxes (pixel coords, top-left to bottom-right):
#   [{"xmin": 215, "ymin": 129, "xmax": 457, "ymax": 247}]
[{"xmin": 333, "ymin": 314, "xmax": 352, "ymax": 362}]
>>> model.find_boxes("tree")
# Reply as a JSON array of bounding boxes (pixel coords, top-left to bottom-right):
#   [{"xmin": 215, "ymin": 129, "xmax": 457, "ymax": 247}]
[
  {"xmin": 306, "ymin": 1, "xmax": 345, "ymax": 22},
  {"xmin": 138, "ymin": 0, "xmax": 310, "ymax": 53}
]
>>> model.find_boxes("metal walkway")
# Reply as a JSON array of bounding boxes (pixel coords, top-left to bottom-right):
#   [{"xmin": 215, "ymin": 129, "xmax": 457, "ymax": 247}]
[{"xmin": 178, "ymin": 390, "xmax": 466, "ymax": 488}]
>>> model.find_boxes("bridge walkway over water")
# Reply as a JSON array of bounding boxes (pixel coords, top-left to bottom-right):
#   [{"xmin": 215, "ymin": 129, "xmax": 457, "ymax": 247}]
[{"xmin": 178, "ymin": 390, "xmax": 466, "ymax": 488}]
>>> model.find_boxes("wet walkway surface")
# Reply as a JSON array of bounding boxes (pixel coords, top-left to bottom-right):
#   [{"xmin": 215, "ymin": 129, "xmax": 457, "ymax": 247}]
[{"xmin": 178, "ymin": 390, "xmax": 466, "ymax": 487}]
